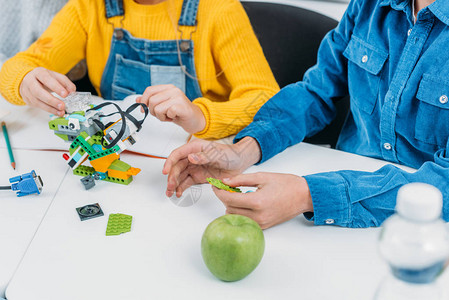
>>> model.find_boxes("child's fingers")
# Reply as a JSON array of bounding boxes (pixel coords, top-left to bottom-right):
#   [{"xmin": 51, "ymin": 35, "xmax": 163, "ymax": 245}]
[
  {"xmin": 35, "ymin": 70, "xmax": 70, "ymax": 98},
  {"xmin": 26, "ymin": 84, "xmax": 64, "ymax": 116},
  {"xmin": 175, "ymin": 175, "xmax": 196, "ymax": 198},
  {"xmin": 166, "ymin": 158, "xmax": 190, "ymax": 195},
  {"xmin": 188, "ymin": 152, "xmax": 211, "ymax": 165},
  {"xmin": 145, "ymin": 84, "xmax": 175, "ymax": 95},
  {"xmin": 163, "ymin": 140, "xmax": 205, "ymax": 174},
  {"xmin": 35, "ymin": 68, "xmax": 69, "ymax": 98},
  {"xmin": 34, "ymin": 100, "xmax": 64, "ymax": 116},
  {"xmin": 137, "ymin": 91, "xmax": 151, "ymax": 110},
  {"xmin": 50, "ymin": 71, "xmax": 76, "ymax": 93},
  {"xmin": 137, "ymin": 95, "xmax": 150, "ymax": 105},
  {"xmin": 188, "ymin": 151, "xmax": 228, "ymax": 169},
  {"xmin": 175, "ymin": 166, "xmax": 192, "ymax": 192},
  {"xmin": 135, "ymin": 97, "xmax": 148, "ymax": 113},
  {"xmin": 153, "ymin": 100, "xmax": 175, "ymax": 122},
  {"xmin": 141, "ymin": 84, "xmax": 174, "ymax": 106},
  {"xmin": 222, "ymin": 173, "xmax": 265, "ymax": 188},
  {"xmin": 31, "ymin": 80, "xmax": 64, "ymax": 111},
  {"xmin": 213, "ymin": 186, "xmax": 256, "ymax": 209},
  {"xmin": 166, "ymin": 104, "xmax": 181, "ymax": 120},
  {"xmin": 147, "ymin": 93, "xmax": 169, "ymax": 116},
  {"xmin": 226, "ymin": 206, "xmax": 255, "ymax": 219},
  {"xmin": 147, "ymin": 89, "xmax": 179, "ymax": 115}
]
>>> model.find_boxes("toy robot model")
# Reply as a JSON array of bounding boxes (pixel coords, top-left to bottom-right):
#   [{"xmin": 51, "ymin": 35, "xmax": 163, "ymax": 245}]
[{"xmin": 49, "ymin": 93, "xmax": 148, "ymax": 189}]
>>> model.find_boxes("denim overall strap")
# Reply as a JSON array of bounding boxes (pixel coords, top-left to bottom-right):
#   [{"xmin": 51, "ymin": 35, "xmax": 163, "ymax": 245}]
[
  {"xmin": 178, "ymin": 0, "xmax": 200, "ymax": 26},
  {"xmin": 104, "ymin": 0, "xmax": 124, "ymax": 18},
  {"xmin": 100, "ymin": 0, "xmax": 203, "ymax": 101}
]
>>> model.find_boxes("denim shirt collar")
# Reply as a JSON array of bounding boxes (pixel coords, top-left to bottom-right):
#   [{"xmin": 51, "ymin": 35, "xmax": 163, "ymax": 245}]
[
  {"xmin": 379, "ymin": 0, "xmax": 449, "ymax": 26},
  {"xmin": 429, "ymin": 0, "xmax": 449, "ymax": 26}
]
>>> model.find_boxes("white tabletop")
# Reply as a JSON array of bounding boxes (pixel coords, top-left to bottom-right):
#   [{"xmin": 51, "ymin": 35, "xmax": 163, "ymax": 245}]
[
  {"xmin": 7, "ymin": 142, "xmax": 443, "ymax": 300},
  {"xmin": 0, "ymin": 149, "xmax": 69, "ymax": 298}
]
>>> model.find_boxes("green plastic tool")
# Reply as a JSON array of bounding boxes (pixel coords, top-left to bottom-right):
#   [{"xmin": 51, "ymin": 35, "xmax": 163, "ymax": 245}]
[{"xmin": 206, "ymin": 177, "xmax": 241, "ymax": 193}]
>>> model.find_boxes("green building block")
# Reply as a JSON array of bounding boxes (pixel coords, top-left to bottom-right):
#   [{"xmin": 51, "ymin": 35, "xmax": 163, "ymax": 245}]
[
  {"xmin": 55, "ymin": 133, "xmax": 70, "ymax": 141},
  {"xmin": 73, "ymin": 165, "xmax": 96, "ymax": 177},
  {"xmin": 89, "ymin": 145, "xmax": 120, "ymax": 161},
  {"xmin": 108, "ymin": 159, "xmax": 131, "ymax": 172},
  {"xmin": 106, "ymin": 213, "xmax": 133, "ymax": 236},
  {"xmin": 91, "ymin": 132, "xmax": 104, "ymax": 144},
  {"xmin": 80, "ymin": 131, "xmax": 96, "ymax": 146},
  {"xmin": 206, "ymin": 177, "xmax": 241, "ymax": 193},
  {"xmin": 48, "ymin": 117, "xmax": 68, "ymax": 130},
  {"xmin": 73, "ymin": 165, "xmax": 133, "ymax": 185},
  {"xmin": 70, "ymin": 134, "xmax": 97, "ymax": 156}
]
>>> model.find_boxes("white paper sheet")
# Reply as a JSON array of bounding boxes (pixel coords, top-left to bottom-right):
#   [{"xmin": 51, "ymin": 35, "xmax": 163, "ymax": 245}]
[{"xmin": 0, "ymin": 95, "xmax": 189, "ymax": 157}]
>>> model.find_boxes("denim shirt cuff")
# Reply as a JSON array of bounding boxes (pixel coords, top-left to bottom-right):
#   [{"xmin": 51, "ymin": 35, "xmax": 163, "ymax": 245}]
[
  {"xmin": 303, "ymin": 172, "xmax": 351, "ymax": 226},
  {"xmin": 234, "ymin": 122, "xmax": 281, "ymax": 164}
]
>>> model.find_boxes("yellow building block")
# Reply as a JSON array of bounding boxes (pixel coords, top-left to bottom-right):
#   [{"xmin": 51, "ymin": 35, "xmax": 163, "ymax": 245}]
[{"xmin": 90, "ymin": 153, "xmax": 119, "ymax": 173}]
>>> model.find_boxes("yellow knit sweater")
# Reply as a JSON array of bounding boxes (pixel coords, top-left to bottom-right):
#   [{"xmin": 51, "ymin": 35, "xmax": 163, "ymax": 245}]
[{"xmin": 0, "ymin": 0, "xmax": 279, "ymax": 139}]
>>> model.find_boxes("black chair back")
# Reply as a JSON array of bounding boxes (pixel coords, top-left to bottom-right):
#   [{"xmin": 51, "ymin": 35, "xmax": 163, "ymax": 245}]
[{"xmin": 242, "ymin": 2, "xmax": 349, "ymax": 148}]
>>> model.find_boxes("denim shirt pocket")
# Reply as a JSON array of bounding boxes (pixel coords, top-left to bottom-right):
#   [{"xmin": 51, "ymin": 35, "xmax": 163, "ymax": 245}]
[
  {"xmin": 415, "ymin": 74, "xmax": 449, "ymax": 147},
  {"xmin": 343, "ymin": 36, "xmax": 388, "ymax": 114}
]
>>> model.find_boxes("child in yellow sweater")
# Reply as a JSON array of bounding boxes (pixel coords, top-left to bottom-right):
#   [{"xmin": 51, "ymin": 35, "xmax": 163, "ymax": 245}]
[{"xmin": 0, "ymin": 0, "xmax": 279, "ymax": 139}]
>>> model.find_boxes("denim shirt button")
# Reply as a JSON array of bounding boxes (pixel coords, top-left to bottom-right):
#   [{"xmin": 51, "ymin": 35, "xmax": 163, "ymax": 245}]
[
  {"xmin": 325, "ymin": 219, "xmax": 335, "ymax": 224},
  {"xmin": 383, "ymin": 143, "xmax": 392, "ymax": 150},
  {"xmin": 407, "ymin": 28, "xmax": 412, "ymax": 36},
  {"xmin": 362, "ymin": 55, "xmax": 368, "ymax": 63},
  {"xmin": 439, "ymin": 95, "xmax": 448, "ymax": 104}
]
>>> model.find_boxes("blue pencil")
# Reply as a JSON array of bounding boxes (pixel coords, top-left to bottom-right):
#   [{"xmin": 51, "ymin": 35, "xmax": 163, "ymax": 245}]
[{"xmin": 1, "ymin": 122, "xmax": 15, "ymax": 169}]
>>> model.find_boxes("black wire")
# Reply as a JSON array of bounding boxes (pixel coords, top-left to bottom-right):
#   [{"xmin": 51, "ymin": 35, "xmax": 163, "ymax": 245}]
[
  {"xmin": 87, "ymin": 102, "xmax": 126, "ymax": 149},
  {"xmin": 125, "ymin": 103, "xmax": 149, "ymax": 132},
  {"xmin": 0, "ymin": 186, "xmax": 12, "ymax": 190}
]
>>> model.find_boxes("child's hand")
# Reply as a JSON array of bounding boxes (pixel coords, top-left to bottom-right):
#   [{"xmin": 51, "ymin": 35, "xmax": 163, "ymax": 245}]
[
  {"xmin": 163, "ymin": 137, "xmax": 261, "ymax": 198},
  {"xmin": 20, "ymin": 67, "xmax": 76, "ymax": 117},
  {"xmin": 136, "ymin": 84, "xmax": 206, "ymax": 134},
  {"xmin": 214, "ymin": 173, "xmax": 313, "ymax": 229}
]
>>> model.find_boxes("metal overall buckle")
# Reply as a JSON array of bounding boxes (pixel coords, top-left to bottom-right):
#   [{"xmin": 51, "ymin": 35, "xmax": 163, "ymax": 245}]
[
  {"xmin": 177, "ymin": 22, "xmax": 198, "ymax": 52},
  {"xmin": 107, "ymin": 14, "xmax": 126, "ymax": 41}
]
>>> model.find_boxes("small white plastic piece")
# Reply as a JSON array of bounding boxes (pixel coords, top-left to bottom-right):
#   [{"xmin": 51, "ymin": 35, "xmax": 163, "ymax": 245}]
[
  {"xmin": 68, "ymin": 118, "xmax": 80, "ymax": 130},
  {"xmin": 60, "ymin": 92, "xmax": 92, "ymax": 113}
]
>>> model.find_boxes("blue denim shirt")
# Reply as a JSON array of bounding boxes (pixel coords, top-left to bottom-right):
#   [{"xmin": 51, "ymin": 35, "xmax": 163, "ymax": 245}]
[{"xmin": 235, "ymin": 0, "xmax": 449, "ymax": 227}]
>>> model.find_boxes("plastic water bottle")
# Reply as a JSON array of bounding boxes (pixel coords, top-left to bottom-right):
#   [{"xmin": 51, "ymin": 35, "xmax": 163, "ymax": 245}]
[{"xmin": 374, "ymin": 183, "xmax": 449, "ymax": 300}]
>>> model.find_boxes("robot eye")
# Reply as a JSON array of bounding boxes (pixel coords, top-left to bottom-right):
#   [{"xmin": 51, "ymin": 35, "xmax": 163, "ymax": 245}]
[{"xmin": 68, "ymin": 119, "xmax": 80, "ymax": 130}]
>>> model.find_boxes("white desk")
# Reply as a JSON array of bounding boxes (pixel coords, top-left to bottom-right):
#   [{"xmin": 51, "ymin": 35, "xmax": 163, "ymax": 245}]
[
  {"xmin": 7, "ymin": 143, "xmax": 442, "ymax": 300},
  {"xmin": 0, "ymin": 149, "xmax": 68, "ymax": 298}
]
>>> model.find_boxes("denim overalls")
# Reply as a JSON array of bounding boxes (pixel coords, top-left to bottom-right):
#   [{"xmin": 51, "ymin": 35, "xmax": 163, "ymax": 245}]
[{"xmin": 100, "ymin": 0, "xmax": 203, "ymax": 101}]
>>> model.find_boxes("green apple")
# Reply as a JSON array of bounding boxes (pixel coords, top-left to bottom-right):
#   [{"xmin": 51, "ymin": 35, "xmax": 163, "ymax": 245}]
[{"xmin": 201, "ymin": 214, "xmax": 265, "ymax": 281}]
